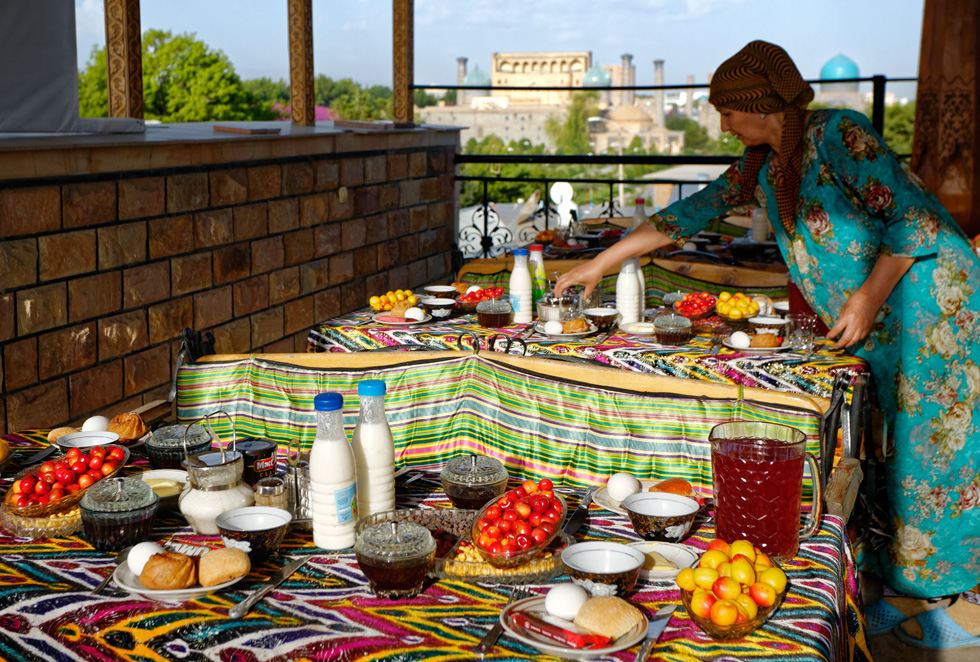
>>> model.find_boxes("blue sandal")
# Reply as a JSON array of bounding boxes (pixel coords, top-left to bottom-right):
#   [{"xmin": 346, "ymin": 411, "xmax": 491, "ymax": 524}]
[
  {"xmin": 865, "ymin": 599, "xmax": 909, "ymax": 636},
  {"xmin": 893, "ymin": 606, "xmax": 980, "ymax": 649}
]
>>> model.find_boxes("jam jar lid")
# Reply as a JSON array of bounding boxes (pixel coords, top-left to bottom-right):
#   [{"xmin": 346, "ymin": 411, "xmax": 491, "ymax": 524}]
[
  {"xmin": 80, "ymin": 476, "xmax": 159, "ymax": 513},
  {"xmin": 476, "ymin": 299, "xmax": 511, "ymax": 314},
  {"xmin": 354, "ymin": 520, "xmax": 435, "ymax": 562},
  {"xmin": 147, "ymin": 423, "xmax": 211, "ymax": 450},
  {"xmin": 441, "ymin": 454, "xmax": 508, "ymax": 487},
  {"xmin": 654, "ymin": 312, "xmax": 692, "ymax": 330},
  {"xmin": 185, "ymin": 449, "xmax": 244, "ymax": 468}
]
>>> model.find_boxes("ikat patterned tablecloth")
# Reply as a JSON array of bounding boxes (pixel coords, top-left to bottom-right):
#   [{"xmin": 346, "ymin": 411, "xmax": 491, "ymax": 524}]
[{"xmin": 0, "ymin": 435, "xmax": 867, "ymax": 662}]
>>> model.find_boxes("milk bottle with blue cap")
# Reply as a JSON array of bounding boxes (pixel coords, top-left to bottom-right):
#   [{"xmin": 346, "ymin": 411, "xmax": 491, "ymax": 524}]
[
  {"xmin": 310, "ymin": 392, "xmax": 358, "ymax": 549},
  {"xmin": 351, "ymin": 380, "xmax": 396, "ymax": 518}
]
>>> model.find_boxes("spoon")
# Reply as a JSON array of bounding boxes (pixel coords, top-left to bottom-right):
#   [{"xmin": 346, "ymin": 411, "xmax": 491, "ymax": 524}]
[{"xmin": 90, "ymin": 545, "xmax": 132, "ymax": 595}]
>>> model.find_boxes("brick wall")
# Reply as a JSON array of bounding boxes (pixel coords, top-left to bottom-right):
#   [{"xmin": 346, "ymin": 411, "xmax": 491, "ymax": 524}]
[{"xmin": 0, "ymin": 128, "xmax": 459, "ymax": 433}]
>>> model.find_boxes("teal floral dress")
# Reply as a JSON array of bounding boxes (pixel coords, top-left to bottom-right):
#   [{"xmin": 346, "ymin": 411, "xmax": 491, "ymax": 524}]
[{"xmin": 650, "ymin": 108, "xmax": 980, "ymax": 598}]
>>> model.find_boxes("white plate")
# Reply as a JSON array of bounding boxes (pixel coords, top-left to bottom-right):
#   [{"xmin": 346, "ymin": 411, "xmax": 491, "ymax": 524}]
[
  {"xmin": 533, "ymin": 322, "xmax": 598, "ymax": 339},
  {"xmin": 55, "ymin": 430, "xmax": 120, "ymax": 450},
  {"xmin": 113, "ymin": 560, "xmax": 244, "ymax": 603},
  {"xmin": 628, "ymin": 542, "xmax": 699, "ymax": 581},
  {"xmin": 500, "ymin": 596, "xmax": 647, "ymax": 660},
  {"xmin": 618, "ymin": 321, "xmax": 656, "ymax": 336},
  {"xmin": 593, "ymin": 480, "xmax": 657, "ymax": 515},
  {"xmin": 371, "ymin": 312, "xmax": 433, "ymax": 326},
  {"xmin": 722, "ymin": 337, "xmax": 793, "ymax": 353}
]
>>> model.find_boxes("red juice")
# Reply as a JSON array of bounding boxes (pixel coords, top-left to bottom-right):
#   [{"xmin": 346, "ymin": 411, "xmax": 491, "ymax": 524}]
[{"xmin": 711, "ymin": 437, "xmax": 805, "ymax": 563}]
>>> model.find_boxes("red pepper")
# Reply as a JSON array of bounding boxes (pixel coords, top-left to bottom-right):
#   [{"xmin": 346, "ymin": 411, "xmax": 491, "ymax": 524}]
[{"xmin": 510, "ymin": 611, "xmax": 611, "ymax": 649}]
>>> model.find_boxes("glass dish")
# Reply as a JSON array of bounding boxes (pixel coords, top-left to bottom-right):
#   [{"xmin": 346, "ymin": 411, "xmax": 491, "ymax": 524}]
[
  {"xmin": 470, "ymin": 493, "xmax": 567, "ymax": 568},
  {"xmin": 146, "ymin": 423, "xmax": 212, "ymax": 470},
  {"xmin": 80, "ymin": 477, "xmax": 159, "ymax": 552},
  {"xmin": 434, "ymin": 532, "xmax": 572, "ymax": 584},
  {"xmin": 440, "ymin": 454, "xmax": 508, "ymax": 509},
  {"xmin": 3, "ymin": 445, "xmax": 131, "ymax": 518},
  {"xmin": 0, "ymin": 502, "xmax": 83, "ymax": 538},
  {"xmin": 681, "ymin": 586, "xmax": 784, "ymax": 640},
  {"xmin": 355, "ymin": 515, "xmax": 436, "ymax": 598}
]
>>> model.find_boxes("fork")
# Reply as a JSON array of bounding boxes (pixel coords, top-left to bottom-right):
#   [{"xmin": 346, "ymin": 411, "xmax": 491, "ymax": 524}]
[{"xmin": 475, "ymin": 585, "xmax": 530, "ymax": 657}]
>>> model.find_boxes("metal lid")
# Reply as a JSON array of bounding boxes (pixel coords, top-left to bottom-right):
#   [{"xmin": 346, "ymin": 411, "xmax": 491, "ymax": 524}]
[
  {"xmin": 441, "ymin": 454, "xmax": 508, "ymax": 487},
  {"xmin": 80, "ymin": 476, "xmax": 159, "ymax": 513},
  {"xmin": 354, "ymin": 520, "xmax": 435, "ymax": 562},
  {"xmin": 235, "ymin": 438, "xmax": 278, "ymax": 455},
  {"xmin": 147, "ymin": 423, "xmax": 210, "ymax": 449},
  {"xmin": 185, "ymin": 449, "xmax": 244, "ymax": 468},
  {"xmin": 254, "ymin": 477, "xmax": 285, "ymax": 496}
]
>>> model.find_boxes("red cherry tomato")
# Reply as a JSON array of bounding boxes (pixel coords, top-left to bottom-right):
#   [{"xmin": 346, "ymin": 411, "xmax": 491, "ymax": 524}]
[
  {"xmin": 539, "ymin": 521, "xmax": 556, "ymax": 535},
  {"xmin": 529, "ymin": 527, "xmax": 548, "ymax": 544},
  {"xmin": 515, "ymin": 534, "xmax": 531, "ymax": 550},
  {"xmin": 538, "ymin": 478, "xmax": 553, "ymax": 491},
  {"xmin": 485, "ymin": 505, "xmax": 501, "ymax": 520},
  {"xmin": 39, "ymin": 461, "xmax": 56, "ymax": 473},
  {"xmin": 108, "ymin": 447, "xmax": 125, "ymax": 462},
  {"xmin": 528, "ymin": 512, "xmax": 542, "ymax": 527},
  {"xmin": 101, "ymin": 462, "xmax": 116, "ymax": 476}
]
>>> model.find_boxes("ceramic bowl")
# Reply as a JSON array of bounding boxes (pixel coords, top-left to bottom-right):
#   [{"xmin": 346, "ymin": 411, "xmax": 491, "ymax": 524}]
[
  {"xmin": 621, "ymin": 492, "xmax": 700, "ymax": 542},
  {"xmin": 560, "ymin": 541, "xmax": 645, "ymax": 597},
  {"xmin": 582, "ymin": 307, "xmax": 620, "ymax": 332},
  {"xmin": 139, "ymin": 469, "xmax": 188, "ymax": 512},
  {"xmin": 55, "ymin": 430, "xmax": 120, "ymax": 451},
  {"xmin": 771, "ymin": 301, "xmax": 790, "ymax": 318},
  {"xmin": 420, "ymin": 297, "xmax": 457, "ymax": 319},
  {"xmin": 215, "ymin": 506, "xmax": 292, "ymax": 562},
  {"xmin": 423, "ymin": 285, "xmax": 460, "ymax": 298},
  {"xmin": 748, "ymin": 316, "xmax": 789, "ymax": 338}
]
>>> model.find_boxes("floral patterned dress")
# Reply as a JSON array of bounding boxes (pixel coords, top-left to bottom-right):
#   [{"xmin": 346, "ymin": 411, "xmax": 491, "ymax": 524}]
[{"xmin": 650, "ymin": 108, "xmax": 980, "ymax": 598}]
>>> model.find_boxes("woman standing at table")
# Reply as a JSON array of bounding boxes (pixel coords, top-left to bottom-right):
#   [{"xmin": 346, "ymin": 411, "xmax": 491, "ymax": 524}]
[{"xmin": 557, "ymin": 40, "xmax": 980, "ymax": 650}]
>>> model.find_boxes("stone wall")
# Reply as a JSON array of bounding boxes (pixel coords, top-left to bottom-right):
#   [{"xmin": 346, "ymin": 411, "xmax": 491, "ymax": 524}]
[{"xmin": 0, "ymin": 125, "xmax": 459, "ymax": 433}]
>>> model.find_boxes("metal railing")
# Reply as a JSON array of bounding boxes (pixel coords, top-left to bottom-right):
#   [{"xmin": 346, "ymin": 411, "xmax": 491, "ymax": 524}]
[{"xmin": 416, "ymin": 76, "xmax": 917, "ymax": 258}]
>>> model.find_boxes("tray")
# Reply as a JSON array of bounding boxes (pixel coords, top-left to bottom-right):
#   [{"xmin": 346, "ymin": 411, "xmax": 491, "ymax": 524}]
[
  {"xmin": 433, "ymin": 532, "xmax": 572, "ymax": 585},
  {"xmin": 0, "ymin": 502, "xmax": 83, "ymax": 538}
]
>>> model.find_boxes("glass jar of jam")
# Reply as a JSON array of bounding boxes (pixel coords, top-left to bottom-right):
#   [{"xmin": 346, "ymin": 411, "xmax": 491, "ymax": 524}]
[
  {"xmin": 146, "ymin": 423, "xmax": 212, "ymax": 470},
  {"xmin": 440, "ymin": 454, "xmax": 509, "ymax": 509},
  {"xmin": 354, "ymin": 516, "xmax": 436, "ymax": 598},
  {"xmin": 654, "ymin": 312, "xmax": 693, "ymax": 345},
  {"xmin": 80, "ymin": 477, "xmax": 159, "ymax": 552},
  {"xmin": 476, "ymin": 299, "xmax": 513, "ymax": 328}
]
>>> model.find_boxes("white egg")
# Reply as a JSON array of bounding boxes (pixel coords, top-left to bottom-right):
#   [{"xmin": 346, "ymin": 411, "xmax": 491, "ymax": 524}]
[
  {"xmin": 127, "ymin": 541, "xmax": 166, "ymax": 576},
  {"xmin": 606, "ymin": 472, "xmax": 641, "ymax": 501},
  {"xmin": 403, "ymin": 306, "xmax": 425, "ymax": 321},
  {"xmin": 729, "ymin": 331, "xmax": 751, "ymax": 349},
  {"xmin": 81, "ymin": 415, "xmax": 110, "ymax": 432},
  {"xmin": 544, "ymin": 583, "xmax": 589, "ymax": 621},
  {"xmin": 544, "ymin": 320, "xmax": 564, "ymax": 335}
]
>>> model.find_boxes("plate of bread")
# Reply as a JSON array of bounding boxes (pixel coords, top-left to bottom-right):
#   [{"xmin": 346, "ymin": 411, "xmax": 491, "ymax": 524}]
[
  {"xmin": 722, "ymin": 334, "xmax": 792, "ymax": 353},
  {"xmin": 48, "ymin": 412, "xmax": 150, "ymax": 449},
  {"xmin": 627, "ymin": 541, "xmax": 698, "ymax": 581},
  {"xmin": 533, "ymin": 318, "xmax": 597, "ymax": 339},
  {"xmin": 113, "ymin": 546, "xmax": 250, "ymax": 602},
  {"xmin": 500, "ymin": 595, "xmax": 647, "ymax": 659}
]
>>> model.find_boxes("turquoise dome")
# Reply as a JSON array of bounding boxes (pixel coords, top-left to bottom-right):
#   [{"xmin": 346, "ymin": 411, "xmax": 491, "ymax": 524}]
[
  {"xmin": 463, "ymin": 64, "xmax": 491, "ymax": 88},
  {"xmin": 583, "ymin": 64, "xmax": 612, "ymax": 88},
  {"xmin": 820, "ymin": 54, "xmax": 859, "ymax": 81}
]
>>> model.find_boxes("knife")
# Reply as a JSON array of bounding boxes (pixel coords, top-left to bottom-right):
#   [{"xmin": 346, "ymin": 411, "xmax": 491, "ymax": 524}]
[
  {"xmin": 634, "ymin": 605, "xmax": 677, "ymax": 661},
  {"xmin": 228, "ymin": 555, "xmax": 313, "ymax": 619},
  {"xmin": 562, "ymin": 487, "xmax": 596, "ymax": 536},
  {"xmin": 22, "ymin": 445, "xmax": 58, "ymax": 466}
]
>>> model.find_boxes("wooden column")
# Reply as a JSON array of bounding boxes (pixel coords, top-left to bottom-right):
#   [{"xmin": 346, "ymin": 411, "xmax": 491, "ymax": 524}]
[
  {"xmin": 392, "ymin": 0, "xmax": 414, "ymax": 126},
  {"xmin": 912, "ymin": 0, "xmax": 980, "ymax": 235},
  {"xmin": 103, "ymin": 0, "xmax": 143, "ymax": 119},
  {"xmin": 288, "ymin": 0, "xmax": 315, "ymax": 126}
]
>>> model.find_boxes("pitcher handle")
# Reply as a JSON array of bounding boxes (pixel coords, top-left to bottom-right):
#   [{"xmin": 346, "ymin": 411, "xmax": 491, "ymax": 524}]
[{"xmin": 800, "ymin": 451, "xmax": 823, "ymax": 541}]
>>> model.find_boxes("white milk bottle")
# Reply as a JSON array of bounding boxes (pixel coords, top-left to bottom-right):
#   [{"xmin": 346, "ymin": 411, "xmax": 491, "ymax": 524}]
[
  {"xmin": 616, "ymin": 259, "xmax": 641, "ymax": 325},
  {"xmin": 634, "ymin": 258, "xmax": 646, "ymax": 314},
  {"xmin": 630, "ymin": 198, "xmax": 648, "ymax": 231},
  {"xmin": 509, "ymin": 248, "xmax": 534, "ymax": 324},
  {"xmin": 309, "ymin": 392, "xmax": 358, "ymax": 549},
  {"xmin": 351, "ymin": 379, "xmax": 396, "ymax": 517}
]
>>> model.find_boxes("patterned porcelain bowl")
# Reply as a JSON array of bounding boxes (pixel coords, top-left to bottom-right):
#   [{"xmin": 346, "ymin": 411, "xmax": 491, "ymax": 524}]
[
  {"xmin": 215, "ymin": 506, "xmax": 292, "ymax": 562},
  {"xmin": 560, "ymin": 541, "xmax": 644, "ymax": 597},
  {"xmin": 420, "ymin": 297, "xmax": 457, "ymax": 319},
  {"xmin": 621, "ymin": 492, "xmax": 700, "ymax": 542}
]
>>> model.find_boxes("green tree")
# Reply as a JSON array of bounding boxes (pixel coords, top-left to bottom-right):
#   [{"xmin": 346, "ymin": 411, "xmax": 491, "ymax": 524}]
[
  {"xmin": 881, "ymin": 102, "xmax": 915, "ymax": 155},
  {"xmin": 243, "ymin": 77, "xmax": 290, "ymax": 104},
  {"xmin": 666, "ymin": 117, "xmax": 709, "ymax": 154},
  {"xmin": 314, "ymin": 76, "xmax": 360, "ymax": 107},
  {"xmin": 443, "ymin": 89, "xmax": 457, "ymax": 106},
  {"xmin": 77, "ymin": 45, "xmax": 109, "ymax": 118},
  {"xmin": 459, "ymin": 136, "xmax": 550, "ymax": 208},
  {"xmin": 545, "ymin": 91, "xmax": 600, "ymax": 154},
  {"xmin": 414, "ymin": 88, "xmax": 438, "ymax": 108}
]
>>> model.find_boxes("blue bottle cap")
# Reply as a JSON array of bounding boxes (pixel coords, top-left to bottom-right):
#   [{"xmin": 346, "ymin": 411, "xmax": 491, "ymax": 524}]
[
  {"xmin": 313, "ymin": 392, "xmax": 343, "ymax": 412},
  {"xmin": 512, "ymin": 248, "xmax": 528, "ymax": 256},
  {"xmin": 358, "ymin": 380, "xmax": 386, "ymax": 397}
]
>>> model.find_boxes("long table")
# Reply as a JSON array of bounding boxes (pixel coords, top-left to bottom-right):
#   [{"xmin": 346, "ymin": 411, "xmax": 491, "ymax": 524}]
[
  {"xmin": 0, "ymin": 431, "xmax": 865, "ymax": 662},
  {"xmin": 306, "ymin": 311, "xmax": 868, "ymax": 400}
]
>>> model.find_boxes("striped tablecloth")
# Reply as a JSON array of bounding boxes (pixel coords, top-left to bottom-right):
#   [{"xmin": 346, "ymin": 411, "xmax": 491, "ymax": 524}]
[
  {"xmin": 306, "ymin": 312, "xmax": 868, "ymax": 400},
  {"xmin": 0, "ymin": 433, "xmax": 868, "ymax": 662}
]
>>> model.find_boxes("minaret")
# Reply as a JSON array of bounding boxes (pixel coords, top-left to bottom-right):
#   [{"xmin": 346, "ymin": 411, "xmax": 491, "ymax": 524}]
[
  {"xmin": 457, "ymin": 57, "xmax": 468, "ymax": 106},
  {"xmin": 621, "ymin": 53, "xmax": 634, "ymax": 106},
  {"xmin": 653, "ymin": 59, "xmax": 665, "ymax": 127}
]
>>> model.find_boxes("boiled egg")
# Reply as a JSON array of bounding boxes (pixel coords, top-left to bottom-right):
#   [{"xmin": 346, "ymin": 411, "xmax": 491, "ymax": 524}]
[
  {"xmin": 544, "ymin": 583, "xmax": 589, "ymax": 620},
  {"xmin": 81, "ymin": 415, "xmax": 110, "ymax": 432},
  {"xmin": 127, "ymin": 541, "xmax": 166, "ymax": 576},
  {"xmin": 543, "ymin": 320, "xmax": 564, "ymax": 335},
  {"xmin": 729, "ymin": 330, "xmax": 751, "ymax": 349},
  {"xmin": 403, "ymin": 306, "xmax": 426, "ymax": 321},
  {"xmin": 606, "ymin": 472, "xmax": 641, "ymax": 501}
]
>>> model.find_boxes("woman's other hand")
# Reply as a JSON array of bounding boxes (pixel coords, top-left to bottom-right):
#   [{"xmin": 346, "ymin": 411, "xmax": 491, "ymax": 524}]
[
  {"xmin": 827, "ymin": 290, "xmax": 880, "ymax": 349},
  {"xmin": 555, "ymin": 261, "xmax": 605, "ymax": 300}
]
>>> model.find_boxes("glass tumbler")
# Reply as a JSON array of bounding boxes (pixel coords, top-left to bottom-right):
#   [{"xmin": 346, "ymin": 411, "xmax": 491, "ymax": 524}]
[{"xmin": 787, "ymin": 313, "xmax": 818, "ymax": 353}]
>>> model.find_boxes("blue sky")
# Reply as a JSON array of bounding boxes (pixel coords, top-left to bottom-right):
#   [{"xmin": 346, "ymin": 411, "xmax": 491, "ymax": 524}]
[{"xmin": 75, "ymin": 0, "xmax": 924, "ymax": 98}]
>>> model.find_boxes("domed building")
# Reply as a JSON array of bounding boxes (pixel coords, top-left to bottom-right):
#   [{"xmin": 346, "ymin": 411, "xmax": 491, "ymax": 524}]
[
  {"xmin": 582, "ymin": 62, "xmax": 612, "ymax": 107},
  {"xmin": 814, "ymin": 53, "xmax": 865, "ymax": 111},
  {"xmin": 460, "ymin": 64, "xmax": 491, "ymax": 106}
]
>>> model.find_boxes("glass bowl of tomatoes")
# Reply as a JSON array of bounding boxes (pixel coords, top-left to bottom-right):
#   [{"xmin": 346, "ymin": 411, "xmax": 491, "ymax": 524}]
[
  {"xmin": 470, "ymin": 478, "xmax": 567, "ymax": 568},
  {"xmin": 457, "ymin": 286, "xmax": 505, "ymax": 313},
  {"xmin": 4, "ymin": 444, "xmax": 130, "ymax": 518},
  {"xmin": 672, "ymin": 292, "xmax": 717, "ymax": 320}
]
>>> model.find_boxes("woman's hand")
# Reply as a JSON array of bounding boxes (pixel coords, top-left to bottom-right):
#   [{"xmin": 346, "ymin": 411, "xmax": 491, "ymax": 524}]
[
  {"xmin": 826, "ymin": 290, "xmax": 880, "ymax": 349},
  {"xmin": 555, "ymin": 261, "xmax": 605, "ymax": 300}
]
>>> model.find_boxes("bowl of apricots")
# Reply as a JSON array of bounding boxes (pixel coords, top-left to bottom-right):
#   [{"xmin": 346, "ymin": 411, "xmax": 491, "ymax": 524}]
[{"xmin": 676, "ymin": 538, "xmax": 787, "ymax": 640}]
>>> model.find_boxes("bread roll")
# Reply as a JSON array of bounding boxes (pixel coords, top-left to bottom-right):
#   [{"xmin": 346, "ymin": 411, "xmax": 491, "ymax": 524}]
[
  {"xmin": 199, "ymin": 547, "xmax": 251, "ymax": 587},
  {"xmin": 648, "ymin": 477, "xmax": 697, "ymax": 500},
  {"xmin": 108, "ymin": 413, "xmax": 147, "ymax": 441},
  {"xmin": 48, "ymin": 427, "xmax": 79, "ymax": 444},
  {"xmin": 562, "ymin": 317, "xmax": 589, "ymax": 333},
  {"xmin": 750, "ymin": 332, "xmax": 780, "ymax": 348},
  {"xmin": 0, "ymin": 437, "xmax": 8, "ymax": 464},
  {"xmin": 573, "ymin": 596, "xmax": 644, "ymax": 640},
  {"xmin": 140, "ymin": 552, "xmax": 197, "ymax": 590}
]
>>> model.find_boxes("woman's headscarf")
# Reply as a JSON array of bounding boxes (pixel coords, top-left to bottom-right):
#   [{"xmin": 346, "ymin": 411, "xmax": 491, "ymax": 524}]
[{"xmin": 708, "ymin": 41, "xmax": 814, "ymax": 233}]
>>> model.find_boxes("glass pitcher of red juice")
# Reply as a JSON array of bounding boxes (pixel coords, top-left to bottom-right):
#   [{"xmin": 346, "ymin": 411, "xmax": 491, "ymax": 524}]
[{"xmin": 709, "ymin": 421, "xmax": 822, "ymax": 563}]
